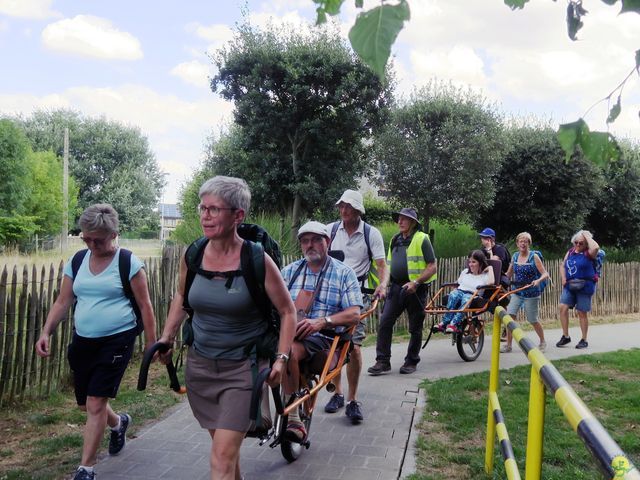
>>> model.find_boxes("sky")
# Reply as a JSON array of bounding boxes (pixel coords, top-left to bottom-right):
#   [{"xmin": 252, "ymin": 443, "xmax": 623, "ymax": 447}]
[{"xmin": 1, "ymin": 0, "xmax": 639, "ymax": 203}]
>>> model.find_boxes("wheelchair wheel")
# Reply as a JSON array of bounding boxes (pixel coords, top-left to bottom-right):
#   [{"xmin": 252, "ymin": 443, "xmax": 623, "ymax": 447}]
[
  {"xmin": 280, "ymin": 378, "xmax": 314, "ymax": 463},
  {"xmin": 456, "ymin": 316, "xmax": 485, "ymax": 362}
]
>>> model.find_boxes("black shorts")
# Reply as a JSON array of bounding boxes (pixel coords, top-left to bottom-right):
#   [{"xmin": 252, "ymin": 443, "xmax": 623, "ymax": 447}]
[{"xmin": 67, "ymin": 328, "xmax": 137, "ymax": 406}]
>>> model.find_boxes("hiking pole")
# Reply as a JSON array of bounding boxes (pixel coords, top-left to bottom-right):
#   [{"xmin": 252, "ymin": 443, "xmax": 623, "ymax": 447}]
[{"xmin": 137, "ymin": 342, "xmax": 186, "ymax": 394}]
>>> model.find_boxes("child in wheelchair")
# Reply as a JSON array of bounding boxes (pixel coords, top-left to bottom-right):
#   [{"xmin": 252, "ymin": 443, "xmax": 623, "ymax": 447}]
[{"xmin": 437, "ymin": 250, "xmax": 495, "ymax": 333}]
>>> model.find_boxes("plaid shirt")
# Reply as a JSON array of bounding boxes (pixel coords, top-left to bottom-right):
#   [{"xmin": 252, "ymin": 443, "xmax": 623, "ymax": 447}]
[{"xmin": 281, "ymin": 257, "xmax": 363, "ymax": 320}]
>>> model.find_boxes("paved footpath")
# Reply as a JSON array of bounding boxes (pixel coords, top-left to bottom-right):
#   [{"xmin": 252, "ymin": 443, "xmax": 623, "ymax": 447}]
[{"xmin": 95, "ymin": 320, "xmax": 640, "ymax": 480}]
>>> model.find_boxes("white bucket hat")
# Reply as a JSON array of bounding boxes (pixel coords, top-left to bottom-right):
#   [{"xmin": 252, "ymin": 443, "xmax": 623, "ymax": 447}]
[{"xmin": 336, "ymin": 189, "xmax": 365, "ymax": 214}]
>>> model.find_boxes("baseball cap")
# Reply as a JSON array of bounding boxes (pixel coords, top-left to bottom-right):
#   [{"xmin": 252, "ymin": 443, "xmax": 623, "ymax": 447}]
[{"xmin": 478, "ymin": 227, "xmax": 496, "ymax": 238}]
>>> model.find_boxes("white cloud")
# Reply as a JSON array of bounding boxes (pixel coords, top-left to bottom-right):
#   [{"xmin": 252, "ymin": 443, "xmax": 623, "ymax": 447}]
[
  {"xmin": 170, "ymin": 60, "xmax": 213, "ymax": 88},
  {"xmin": 189, "ymin": 22, "xmax": 233, "ymax": 45},
  {"xmin": 41, "ymin": 15, "xmax": 143, "ymax": 60},
  {"xmin": 0, "ymin": 0, "xmax": 58, "ymax": 19}
]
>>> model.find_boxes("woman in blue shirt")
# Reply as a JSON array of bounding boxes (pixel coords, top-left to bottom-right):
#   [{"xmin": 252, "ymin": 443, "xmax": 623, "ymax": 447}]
[
  {"xmin": 556, "ymin": 230, "xmax": 600, "ymax": 350},
  {"xmin": 36, "ymin": 204, "xmax": 157, "ymax": 480}
]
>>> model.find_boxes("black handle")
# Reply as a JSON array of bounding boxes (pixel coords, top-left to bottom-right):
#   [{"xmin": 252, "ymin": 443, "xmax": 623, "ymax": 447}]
[{"xmin": 137, "ymin": 342, "xmax": 184, "ymax": 393}]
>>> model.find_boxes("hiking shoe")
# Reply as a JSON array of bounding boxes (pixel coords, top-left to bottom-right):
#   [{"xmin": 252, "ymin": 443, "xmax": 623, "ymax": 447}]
[
  {"xmin": 324, "ymin": 393, "xmax": 345, "ymax": 413},
  {"xmin": 446, "ymin": 324, "xmax": 459, "ymax": 333},
  {"xmin": 538, "ymin": 341, "xmax": 547, "ymax": 352},
  {"xmin": 108, "ymin": 413, "xmax": 131, "ymax": 456},
  {"xmin": 575, "ymin": 339, "xmax": 588, "ymax": 349},
  {"xmin": 73, "ymin": 467, "xmax": 95, "ymax": 480},
  {"xmin": 345, "ymin": 400, "xmax": 364, "ymax": 424},
  {"xmin": 367, "ymin": 361, "xmax": 391, "ymax": 376},
  {"xmin": 399, "ymin": 362, "xmax": 417, "ymax": 374},
  {"xmin": 500, "ymin": 345, "xmax": 512, "ymax": 353},
  {"xmin": 556, "ymin": 335, "xmax": 571, "ymax": 347},
  {"xmin": 284, "ymin": 421, "xmax": 307, "ymax": 443}
]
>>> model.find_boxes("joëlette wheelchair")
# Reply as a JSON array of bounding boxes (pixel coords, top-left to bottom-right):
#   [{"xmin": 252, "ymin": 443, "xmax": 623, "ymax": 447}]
[
  {"xmin": 422, "ymin": 259, "xmax": 510, "ymax": 362},
  {"xmin": 137, "ymin": 296, "xmax": 379, "ymax": 464}
]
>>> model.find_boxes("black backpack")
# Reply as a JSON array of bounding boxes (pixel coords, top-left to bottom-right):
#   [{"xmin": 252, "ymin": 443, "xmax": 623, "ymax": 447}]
[
  {"xmin": 182, "ymin": 223, "xmax": 281, "ymax": 356},
  {"xmin": 71, "ymin": 248, "xmax": 143, "ymax": 335}
]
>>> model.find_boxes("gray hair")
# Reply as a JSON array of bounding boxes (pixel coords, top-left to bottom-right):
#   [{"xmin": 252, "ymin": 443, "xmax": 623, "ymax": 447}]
[
  {"xmin": 571, "ymin": 229, "xmax": 591, "ymax": 243},
  {"xmin": 78, "ymin": 204, "xmax": 119, "ymax": 234},
  {"xmin": 199, "ymin": 176, "xmax": 251, "ymax": 213}
]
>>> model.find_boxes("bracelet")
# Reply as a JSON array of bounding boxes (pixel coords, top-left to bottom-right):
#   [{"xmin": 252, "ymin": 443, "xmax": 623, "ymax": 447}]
[{"xmin": 275, "ymin": 352, "xmax": 289, "ymax": 362}]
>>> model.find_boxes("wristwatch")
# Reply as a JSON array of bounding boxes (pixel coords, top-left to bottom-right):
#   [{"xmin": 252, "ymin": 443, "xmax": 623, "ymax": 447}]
[
  {"xmin": 275, "ymin": 352, "xmax": 289, "ymax": 362},
  {"xmin": 413, "ymin": 280, "xmax": 421, "ymax": 287},
  {"xmin": 324, "ymin": 316, "xmax": 334, "ymax": 327}
]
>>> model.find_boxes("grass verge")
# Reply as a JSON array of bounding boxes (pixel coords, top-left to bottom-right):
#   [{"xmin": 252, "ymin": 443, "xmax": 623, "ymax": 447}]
[
  {"xmin": 0, "ymin": 355, "xmax": 184, "ymax": 480},
  {"xmin": 408, "ymin": 349, "xmax": 640, "ymax": 480}
]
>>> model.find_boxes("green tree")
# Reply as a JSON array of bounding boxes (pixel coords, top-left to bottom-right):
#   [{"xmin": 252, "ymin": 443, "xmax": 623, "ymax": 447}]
[
  {"xmin": 477, "ymin": 126, "xmax": 604, "ymax": 248},
  {"xmin": 373, "ymin": 83, "xmax": 505, "ymax": 229},
  {"xmin": 0, "ymin": 119, "xmax": 31, "ymax": 215},
  {"xmin": 210, "ymin": 23, "xmax": 391, "ymax": 239},
  {"xmin": 15, "ymin": 109, "xmax": 164, "ymax": 232},
  {"xmin": 25, "ymin": 150, "xmax": 79, "ymax": 236},
  {"xmin": 586, "ymin": 141, "xmax": 640, "ymax": 248}
]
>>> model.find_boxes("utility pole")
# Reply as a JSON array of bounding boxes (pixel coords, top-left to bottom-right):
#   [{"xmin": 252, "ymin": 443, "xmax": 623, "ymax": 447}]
[{"xmin": 61, "ymin": 128, "xmax": 69, "ymax": 252}]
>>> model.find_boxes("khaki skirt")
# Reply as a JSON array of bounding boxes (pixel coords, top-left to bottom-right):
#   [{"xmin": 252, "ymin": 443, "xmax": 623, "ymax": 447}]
[{"xmin": 186, "ymin": 348, "xmax": 257, "ymax": 432}]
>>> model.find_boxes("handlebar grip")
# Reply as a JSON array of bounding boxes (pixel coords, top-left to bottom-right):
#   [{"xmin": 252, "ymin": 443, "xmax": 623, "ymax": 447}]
[{"xmin": 137, "ymin": 342, "xmax": 184, "ymax": 394}]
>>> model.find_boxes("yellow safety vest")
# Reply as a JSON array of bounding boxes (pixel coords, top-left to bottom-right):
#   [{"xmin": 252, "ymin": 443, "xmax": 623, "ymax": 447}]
[{"xmin": 387, "ymin": 231, "xmax": 437, "ymax": 284}]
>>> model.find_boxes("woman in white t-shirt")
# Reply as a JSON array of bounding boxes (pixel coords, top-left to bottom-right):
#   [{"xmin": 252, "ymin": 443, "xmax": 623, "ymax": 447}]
[{"xmin": 438, "ymin": 250, "xmax": 495, "ymax": 333}]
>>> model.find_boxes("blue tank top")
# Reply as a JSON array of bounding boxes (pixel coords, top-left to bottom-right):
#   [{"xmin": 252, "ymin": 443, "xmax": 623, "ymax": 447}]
[{"xmin": 512, "ymin": 252, "xmax": 541, "ymax": 298}]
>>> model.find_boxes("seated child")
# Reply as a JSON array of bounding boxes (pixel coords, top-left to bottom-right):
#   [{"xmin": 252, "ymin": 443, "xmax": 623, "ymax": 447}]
[{"xmin": 438, "ymin": 249, "xmax": 495, "ymax": 333}]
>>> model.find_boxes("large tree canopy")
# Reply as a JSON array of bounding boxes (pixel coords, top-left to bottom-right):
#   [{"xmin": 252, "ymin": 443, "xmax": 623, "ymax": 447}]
[
  {"xmin": 373, "ymin": 83, "xmax": 505, "ymax": 229},
  {"xmin": 210, "ymin": 23, "xmax": 391, "ymax": 235},
  {"xmin": 478, "ymin": 126, "xmax": 604, "ymax": 248},
  {"xmin": 15, "ymin": 109, "xmax": 163, "ymax": 232},
  {"xmin": 0, "ymin": 119, "xmax": 31, "ymax": 215}
]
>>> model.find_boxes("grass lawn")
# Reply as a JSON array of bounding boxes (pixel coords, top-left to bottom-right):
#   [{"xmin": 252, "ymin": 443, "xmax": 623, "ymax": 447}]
[
  {"xmin": 0, "ymin": 354, "xmax": 184, "ymax": 480},
  {"xmin": 408, "ymin": 349, "xmax": 640, "ymax": 480}
]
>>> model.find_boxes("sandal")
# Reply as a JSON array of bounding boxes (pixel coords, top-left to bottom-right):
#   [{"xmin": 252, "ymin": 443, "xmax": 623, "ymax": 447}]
[{"xmin": 284, "ymin": 421, "xmax": 307, "ymax": 443}]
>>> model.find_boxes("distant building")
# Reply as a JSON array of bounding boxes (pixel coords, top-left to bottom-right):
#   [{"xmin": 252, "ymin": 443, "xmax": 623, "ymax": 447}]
[{"xmin": 159, "ymin": 203, "xmax": 182, "ymax": 241}]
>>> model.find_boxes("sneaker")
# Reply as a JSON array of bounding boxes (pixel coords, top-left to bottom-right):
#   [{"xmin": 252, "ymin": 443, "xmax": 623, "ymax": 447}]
[
  {"xmin": 367, "ymin": 361, "xmax": 391, "ymax": 376},
  {"xmin": 345, "ymin": 400, "xmax": 364, "ymax": 424},
  {"xmin": 500, "ymin": 345, "xmax": 512, "ymax": 353},
  {"xmin": 445, "ymin": 324, "xmax": 459, "ymax": 333},
  {"xmin": 575, "ymin": 339, "xmax": 589, "ymax": 349},
  {"xmin": 73, "ymin": 467, "xmax": 95, "ymax": 480},
  {"xmin": 108, "ymin": 413, "xmax": 131, "ymax": 456},
  {"xmin": 284, "ymin": 421, "xmax": 307, "ymax": 443},
  {"xmin": 436, "ymin": 322, "xmax": 446, "ymax": 332},
  {"xmin": 500, "ymin": 328, "xmax": 507, "ymax": 341},
  {"xmin": 538, "ymin": 341, "xmax": 547, "ymax": 352},
  {"xmin": 399, "ymin": 362, "xmax": 417, "ymax": 374},
  {"xmin": 556, "ymin": 335, "xmax": 571, "ymax": 347},
  {"xmin": 324, "ymin": 393, "xmax": 345, "ymax": 413}
]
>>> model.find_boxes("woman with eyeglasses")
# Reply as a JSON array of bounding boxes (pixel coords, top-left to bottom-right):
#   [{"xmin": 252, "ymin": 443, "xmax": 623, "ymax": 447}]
[
  {"xmin": 35, "ymin": 204, "xmax": 157, "ymax": 480},
  {"xmin": 158, "ymin": 176, "xmax": 295, "ymax": 480},
  {"xmin": 556, "ymin": 229, "xmax": 600, "ymax": 350}
]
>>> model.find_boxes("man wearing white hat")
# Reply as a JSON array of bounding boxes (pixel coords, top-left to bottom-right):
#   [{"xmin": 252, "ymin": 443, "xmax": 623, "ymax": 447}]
[
  {"xmin": 280, "ymin": 221, "xmax": 363, "ymax": 442},
  {"xmin": 324, "ymin": 189, "xmax": 388, "ymax": 424}
]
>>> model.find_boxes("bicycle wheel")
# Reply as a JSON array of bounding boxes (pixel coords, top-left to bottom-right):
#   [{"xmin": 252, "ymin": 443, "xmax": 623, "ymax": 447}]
[
  {"xmin": 280, "ymin": 378, "xmax": 315, "ymax": 463},
  {"xmin": 456, "ymin": 316, "xmax": 485, "ymax": 362}
]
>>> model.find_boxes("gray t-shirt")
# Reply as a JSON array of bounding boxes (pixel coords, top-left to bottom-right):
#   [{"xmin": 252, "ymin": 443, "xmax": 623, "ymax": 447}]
[
  {"xmin": 189, "ymin": 273, "xmax": 265, "ymax": 360},
  {"xmin": 389, "ymin": 232, "xmax": 436, "ymax": 285}
]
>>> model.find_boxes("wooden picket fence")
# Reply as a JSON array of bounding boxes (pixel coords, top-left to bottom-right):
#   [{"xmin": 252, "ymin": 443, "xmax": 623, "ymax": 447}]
[{"xmin": 1, "ymin": 247, "xmax": 638, "ymax": 405}]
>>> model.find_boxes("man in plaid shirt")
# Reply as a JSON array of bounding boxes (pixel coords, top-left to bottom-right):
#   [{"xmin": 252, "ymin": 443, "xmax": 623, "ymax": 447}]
[{"xmin": 280, "ymin": 221, "xmax": 363, "ymax": 442}]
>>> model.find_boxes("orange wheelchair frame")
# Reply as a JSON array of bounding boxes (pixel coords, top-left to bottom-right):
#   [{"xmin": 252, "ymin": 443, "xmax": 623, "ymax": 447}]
[{"xmin": 422, "ymin": 260, "xmax": 532, "ymax": 362}]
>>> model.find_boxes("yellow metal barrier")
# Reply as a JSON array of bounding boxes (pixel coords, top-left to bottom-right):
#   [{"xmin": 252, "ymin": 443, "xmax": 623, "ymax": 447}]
[{"xmin": 485, "ymin": 306, "xmax": 640, "ymax": 480}]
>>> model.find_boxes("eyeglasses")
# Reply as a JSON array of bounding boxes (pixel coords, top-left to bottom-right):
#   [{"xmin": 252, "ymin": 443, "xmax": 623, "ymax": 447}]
[
  {"xmin": 573, "ymin": 241, "xmax": 585, "ymax": 246},
  {"xmin": 81, "ymin": 233, "xmax": 112, "ymax": 246},
  {"xmin": 197, "ymin": 204, "xmax": 236, "ymax": 217}
]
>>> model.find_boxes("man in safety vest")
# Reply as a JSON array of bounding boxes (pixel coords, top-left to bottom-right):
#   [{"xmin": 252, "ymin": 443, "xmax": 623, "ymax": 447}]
[
  {"xmin": 368, "ymin": 208, "xmax": 437, "ymax": 376},
  {"xmin": 324, "ymin": 189, "xmax": 389, "ymax": 424}
]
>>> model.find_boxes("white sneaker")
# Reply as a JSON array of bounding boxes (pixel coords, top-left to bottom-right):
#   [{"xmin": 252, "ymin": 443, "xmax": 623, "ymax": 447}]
[
  {"xmin": 539, "ymin": 341, "xmax": 547, "ymax": 352},
  {"xmin": 500, "ymin": 345, "xmax": 512, "ymax": 353}
]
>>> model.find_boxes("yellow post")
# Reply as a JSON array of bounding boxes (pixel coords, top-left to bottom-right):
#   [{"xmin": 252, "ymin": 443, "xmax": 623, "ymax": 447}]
[
  {"xmin": 485, "ymin": 307, "xmax": 503, "ymax": 474},
  {"xmin": 525, "ymin": 366, "xmax": 546, "ymax": 480}
]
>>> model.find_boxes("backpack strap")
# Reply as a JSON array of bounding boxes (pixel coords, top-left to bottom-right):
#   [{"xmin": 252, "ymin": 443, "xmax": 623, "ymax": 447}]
[
  {"xmin": 240, "ymin": 240, "xmax": 270, "ymax": 320},
  {"xmin": 287, "ymin": 260, "xmax": 307, "ymax": 291},
  {"xmin": 71, "ymin": 249, "xmax": 89, "ymax": 279},
  {"xmin": 363, "ymin": 222, "xmax": 372, "ymax": 261},
  {"xmin": 182, "ymin": 237, "xmax": 209, "ymax": 312},
  {"xmin": 119, "ymin": 248, "xmax": 144, "ymax": 334},
  {"xmin": 330, "ymin": 222, "xmax": 340, "ymax": 243}
]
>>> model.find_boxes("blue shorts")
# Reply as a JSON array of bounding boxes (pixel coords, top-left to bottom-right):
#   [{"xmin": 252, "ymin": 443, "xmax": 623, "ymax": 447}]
[
  {"xmin": 560, "ymin": 287, "xmax": 593, "ymax": 312},
  {"xmin": 507, "ymin": 294, "xmax": 540, "ymax": 324}
]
